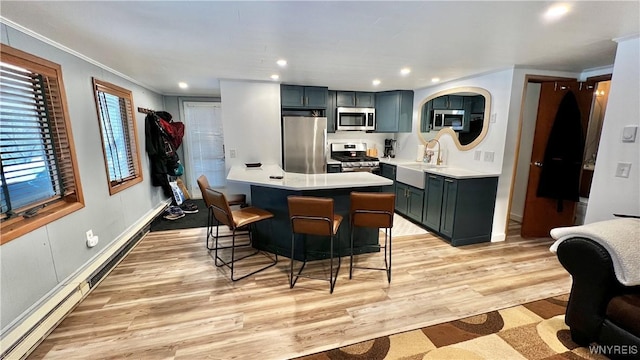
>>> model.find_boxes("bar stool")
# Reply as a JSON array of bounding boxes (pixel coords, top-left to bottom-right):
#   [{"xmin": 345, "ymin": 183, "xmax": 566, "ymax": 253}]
[
  {"xmin": 197, "ymin": 175, "xmax": 247, "ymax": 250},
  {"xmin": 202, "ymin": 187, "xmax": 277, "ymax": 281},
  {"xmin": 349, "ymin": 192, "xmax": 395, "ymax": 283},
  {"xmin": 287, "ymin": 196, "xmax": 343, "ymax": 294}
]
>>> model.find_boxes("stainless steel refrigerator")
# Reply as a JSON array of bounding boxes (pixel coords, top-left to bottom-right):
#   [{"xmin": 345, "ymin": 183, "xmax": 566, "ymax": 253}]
[{"xmin": 282, "ymin": 116, "xmax": 327, "ymax": 174}]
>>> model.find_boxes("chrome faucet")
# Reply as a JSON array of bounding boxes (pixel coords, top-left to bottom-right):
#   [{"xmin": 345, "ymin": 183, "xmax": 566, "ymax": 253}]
[{"xmin": 425, "ymin": 139, "xmax": 442, "ymax": 165}]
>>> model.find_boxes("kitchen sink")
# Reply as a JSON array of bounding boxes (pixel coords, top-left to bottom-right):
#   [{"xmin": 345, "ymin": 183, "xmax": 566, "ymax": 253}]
[{"xmin": 396, "ymin": 163, "xmax": 448, "ymax": 189}]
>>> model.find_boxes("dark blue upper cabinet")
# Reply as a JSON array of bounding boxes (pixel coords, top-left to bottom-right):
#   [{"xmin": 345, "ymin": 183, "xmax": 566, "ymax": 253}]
[
  {"xmin": 355, "ymin": 92, "xmax": 375, "ymax": 107},
  {"xmin": 336, "ymin": 91, "xmax": 375, "ymax": 108},
  {"xmin": 327, "ymin": 90, "xmax": 336, "ymax": 133},
  {"xmin": 375, "ymin": 90, "xmax": 414, "ymax": 133},
  {"xmin": 431, "ymin": 95, "xmax": 463, "ymax": 110},
  {"xmin": 336, "ymin": 91, "xmax": 355, "ymax": 107},
  {"xmin": 431, "ymin": 96, "xmax": 449, "ymax": 110},
  {"xmin": 447, "ymin": 95, "xmax": 464, "ymax": 109},
  {"xmin": 281, "ymin": 85, "xmax": 328, "ymax": 109}
]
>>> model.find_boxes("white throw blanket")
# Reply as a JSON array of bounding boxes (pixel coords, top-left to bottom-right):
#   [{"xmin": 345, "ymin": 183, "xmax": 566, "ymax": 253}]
[{"xmin": 550, "ymin": 218, "xmax": 640, "ymax": 286}]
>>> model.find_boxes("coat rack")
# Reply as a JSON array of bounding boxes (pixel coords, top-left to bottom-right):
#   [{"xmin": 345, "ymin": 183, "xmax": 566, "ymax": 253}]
[{"xmin": 137, "ymin": 107, "xmax": 155, "ymax": 114}]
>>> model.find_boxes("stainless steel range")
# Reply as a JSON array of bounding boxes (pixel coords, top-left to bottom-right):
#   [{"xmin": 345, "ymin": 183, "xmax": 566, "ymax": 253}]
[{"xmin": 330, "ymin": 143, "xmax": 380, "ymax": 172}]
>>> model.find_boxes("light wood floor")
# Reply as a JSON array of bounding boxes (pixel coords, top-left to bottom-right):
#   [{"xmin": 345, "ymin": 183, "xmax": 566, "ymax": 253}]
[{"xmin": 28, "ymin": 220, "xmax": 571, "ymax": 359}]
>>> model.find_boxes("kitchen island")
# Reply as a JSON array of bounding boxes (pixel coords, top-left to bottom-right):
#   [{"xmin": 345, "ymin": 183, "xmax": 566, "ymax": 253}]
[{"xmin": 227, "ymin": 164, "xmax": 393, "ymax": 260}]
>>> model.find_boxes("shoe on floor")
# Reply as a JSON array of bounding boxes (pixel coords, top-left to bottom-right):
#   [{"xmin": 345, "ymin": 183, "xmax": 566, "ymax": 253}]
[
  {"xmin": 163, "ymin": 205, "xmax": 185, "ymax": 220},
  {"xmin": 180, "ymin": 201, "xmax": 198, "ymax": 214}
]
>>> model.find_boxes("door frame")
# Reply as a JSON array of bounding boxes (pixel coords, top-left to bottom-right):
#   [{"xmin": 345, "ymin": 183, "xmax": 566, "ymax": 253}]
[
  {"xmin": 180, "ymin": 99, "xmax": 224, "ymax": 198},
  {"xmin": 504, "ymin": 74, "xmax": 577, "ymax": 236}
]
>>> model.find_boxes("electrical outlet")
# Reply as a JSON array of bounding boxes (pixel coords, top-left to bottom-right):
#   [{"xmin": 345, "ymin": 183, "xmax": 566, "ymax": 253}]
[
  {"xmin": 87, "ymin": 236, "xmax": 99, "ymax": 248},
  {"xmin": 474, "ymin": 150, "xmax": 481, "ymax": 161},
  {"xmin": 86, "ymin": 229, "xmax": 93, "ymax": 240},
  {"xmin": 484, "ymin": 151, "xmax": 495, "ymax": 162},
  {"xmin": 230, "ymin": 149, "xmax": 237, "ymax": 158},
  {"xmin": 490, "ymin": 113, "xmax": 497, "ymax": 123},
  {"xmin": 615, "ymin": 162, "xmax": 631, "ymax": 178}
]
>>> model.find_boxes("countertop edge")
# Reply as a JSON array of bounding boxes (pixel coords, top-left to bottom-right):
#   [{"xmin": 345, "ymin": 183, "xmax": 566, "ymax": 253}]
[{"xmin": 380, "ymin": 158, "xmax": 500, "ymax": 179}]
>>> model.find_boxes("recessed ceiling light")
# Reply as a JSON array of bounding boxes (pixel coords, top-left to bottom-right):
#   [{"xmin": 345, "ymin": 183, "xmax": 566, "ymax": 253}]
[
  {"xmin": 431, "ymin": 78, "xmax": 440, "ymax": 83},
  {"xmin": 372, "ymin": 79, "xmax": 381, "ymax": 86},
  {"xmin": 277, "ymin": 59, "xmax": 287, "ymax": 67},
  {"xmin": 400, "ymin": 68, "xmax": 411, "ymax": 76},
  {"xmin": 544, "ymin": 4, "xmax": 570, "ymax": 20},
  {"xmin": 178, "ymin": 82, "xmax": 188, "ymax": 89},
  {"xmin": 270, "ymin": 74, "xmax": 280, "ymax": 80}
]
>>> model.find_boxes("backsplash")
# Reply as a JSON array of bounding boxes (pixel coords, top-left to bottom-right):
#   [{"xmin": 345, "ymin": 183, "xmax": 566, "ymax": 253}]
[{"xmin": 327, "ymin": 132, "xmax": 394, "ymax": 158}]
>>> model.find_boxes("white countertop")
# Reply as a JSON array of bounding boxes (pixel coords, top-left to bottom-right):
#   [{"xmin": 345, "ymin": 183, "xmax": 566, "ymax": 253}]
[
  {"xmin": 379, "ymin": 157, "xmax": 499, "ymax": 179},
  {"xmin": 227, "ymin": 164, "xmax": 392, "ymax": 190}
]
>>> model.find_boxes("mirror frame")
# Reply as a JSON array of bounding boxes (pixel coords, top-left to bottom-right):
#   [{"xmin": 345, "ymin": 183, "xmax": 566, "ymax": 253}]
[{"xmin": 417, "ymin": 86, "xmax": 492, "ymax": 151}]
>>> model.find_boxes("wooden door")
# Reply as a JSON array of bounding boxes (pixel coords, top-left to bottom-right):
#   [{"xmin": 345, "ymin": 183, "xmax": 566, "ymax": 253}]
[{"xmin": 521, "ymin": 80, "xmax": 594, "ymax": 237}]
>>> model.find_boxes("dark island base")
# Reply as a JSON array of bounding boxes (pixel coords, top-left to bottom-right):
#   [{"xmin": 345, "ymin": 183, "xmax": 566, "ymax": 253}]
[{"xmin": 250, "ymin": 185, "xmax": 386, "ymax": 261}]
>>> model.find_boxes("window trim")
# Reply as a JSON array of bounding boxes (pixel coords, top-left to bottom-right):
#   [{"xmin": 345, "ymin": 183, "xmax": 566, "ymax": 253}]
[
  {"xmin": 0, "ymin": 44, "xmax": 84, "ymax": 244},
  {"xmin": 91, "ymin": 78, "xmax": 143, "ymax": 195}
]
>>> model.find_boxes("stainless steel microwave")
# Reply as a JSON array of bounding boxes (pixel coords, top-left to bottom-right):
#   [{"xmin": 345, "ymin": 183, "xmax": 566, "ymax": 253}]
[
  {"xmin": 432, "ymin": 109, "xmax": 464, "ymax": 131},
  {"xmin": 336, "ymin": 107, "xmax": 375, "ymax": 131}
]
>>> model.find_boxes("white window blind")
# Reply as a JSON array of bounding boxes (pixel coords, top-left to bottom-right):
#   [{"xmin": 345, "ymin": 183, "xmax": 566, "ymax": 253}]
[
  {"xmin": 183, "ymin": 102, "xmax": 225, "ymax": 196},
  {"xmin": 1, "ymin": 62, "xmax": 64, "ymax": 217}
]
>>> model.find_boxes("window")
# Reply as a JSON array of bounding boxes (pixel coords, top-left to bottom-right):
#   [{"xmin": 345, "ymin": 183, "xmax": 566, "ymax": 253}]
[
  {"xmin": 92, "ymin": 78, "xmax": 142, "ymax": 194},
  {"xmin": 0, "ymin": 45, "xmax": 84, "ymax": 244}
]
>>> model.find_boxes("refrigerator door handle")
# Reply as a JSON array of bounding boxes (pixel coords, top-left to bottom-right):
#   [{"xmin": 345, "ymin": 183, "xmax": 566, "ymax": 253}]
[{"xmin": 324, "ymin": 127, "xmax": 327, "ymax": 162}]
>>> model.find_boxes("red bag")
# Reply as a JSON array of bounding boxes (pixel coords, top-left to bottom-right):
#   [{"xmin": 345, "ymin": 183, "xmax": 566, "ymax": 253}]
[{"xmin": 158, "ymin": 118, "xmax": 185, "ymax": 150}]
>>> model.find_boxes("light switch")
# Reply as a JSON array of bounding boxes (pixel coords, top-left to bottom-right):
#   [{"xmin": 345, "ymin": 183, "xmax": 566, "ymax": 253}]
[
  {"xmin": 484, "ymin": 151, "xmax": 494, "ymax": 162},
  {"xmin": 615, "ymin": 162, "xmax": 631, "ymax": 178},
  {"xmin": 622, "ymin": 125, "xmax": 638, "ymax": 143}
]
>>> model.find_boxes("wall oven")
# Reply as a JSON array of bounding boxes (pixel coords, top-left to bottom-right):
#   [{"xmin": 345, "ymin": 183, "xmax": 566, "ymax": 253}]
[
  {"xmin": 432, "ymin": 109, "xmax": 464, "ymax": 131},
  {"xmin": 336, "ymin": 107, "xmax": 375, "ymax": 131}
]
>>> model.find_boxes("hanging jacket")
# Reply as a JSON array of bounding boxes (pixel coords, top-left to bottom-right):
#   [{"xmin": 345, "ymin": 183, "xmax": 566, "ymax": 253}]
[
  {"xmin": 145, "ymin": 112, "xmax": 180, "ymax": 196},
  {"xmin": 537, "ymin": 91, "xmax": 585, "ymax": 211}
]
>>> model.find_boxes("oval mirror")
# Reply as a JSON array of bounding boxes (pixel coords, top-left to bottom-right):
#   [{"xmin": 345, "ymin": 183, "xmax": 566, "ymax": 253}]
[{"xmin": 418, "ymin": 87, "xmax": 491, "ymax": 150}]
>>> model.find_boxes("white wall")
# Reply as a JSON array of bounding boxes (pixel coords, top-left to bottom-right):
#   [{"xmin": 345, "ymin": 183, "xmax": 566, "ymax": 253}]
[
  {"xmin": 219, "ymin": 80, "xmax": 282, "ymax": 199},
  {"xmin": 397, "ymin": 69, "xmax": 515, "ymax": 173},
  {"xmin": 510, "ymin": 83, "xmax": 541, "ymax": 221},
  {"xmin": 0, "ymin": 24, "xmax": 166, "ymax": 331},
  {"xmin": 585, "ymin": 36, "xmax": 640, "ymax": 222}
]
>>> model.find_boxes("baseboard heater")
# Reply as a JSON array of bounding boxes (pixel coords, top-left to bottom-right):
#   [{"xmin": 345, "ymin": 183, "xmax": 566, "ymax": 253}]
[
  {"xmin": 1, "ymin": 201, "xmax": 168, "ymax": 360},
  {"xmin": 87, "ymin": 226, "xmax": 147, "ymax": 289}
]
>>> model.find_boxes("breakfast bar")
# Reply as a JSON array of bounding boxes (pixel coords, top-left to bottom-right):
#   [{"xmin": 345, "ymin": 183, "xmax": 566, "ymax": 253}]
[{"xmin": 227, "ymin": 164, "xmax": 393, "ymax": 260}]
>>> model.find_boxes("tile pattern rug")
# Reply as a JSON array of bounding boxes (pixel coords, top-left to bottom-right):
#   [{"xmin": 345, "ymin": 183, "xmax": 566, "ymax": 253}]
[{"xmin": 296, "ymin": 295, "xmax": 610, "ymax": 360}]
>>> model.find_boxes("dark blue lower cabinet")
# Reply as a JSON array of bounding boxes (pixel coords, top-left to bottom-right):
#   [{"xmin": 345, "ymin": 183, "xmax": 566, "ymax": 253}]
[
  {"xmin": 422, "ymin": 174, "xmax": 444, "ymax": 232},
  {"xmin": 440, "ymin": 178, "xmax": 458, "ymax": 238},
  {"xmin": 380, "ymin": 163, "xmax": 396, "ymax": 194},
  {"xmin": 327, "ymin": 164, "xmax": 341, "ymax": 173},
  {"xmin": 395, "ymin": 182, "xmax": 423, "ymax": 223},
  {"xmin": 407, "ymin": 186, "xmax": 424, "ymax": 222},
  {"xmin": 395, "ymin": 183, "xmax": 409, "ymax": 214},
  {"xmin": 422, "ymin": 174, "xmax": 498, "ymax": 246}
]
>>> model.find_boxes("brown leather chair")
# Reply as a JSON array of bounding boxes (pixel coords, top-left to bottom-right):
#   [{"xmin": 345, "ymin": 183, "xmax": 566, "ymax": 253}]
[
  {"xmin": 287, "ymin": 196, "xmax": 343, "ymax": 293},
  {"xmin": 197, "ymin": 175, "xmax": 246, "ymax": 207},
  {"xmin": 201, "ymin": 187, "xmax": 277, "ymax": 281},
  {"xmin": 349, "ymin": 192, "xmax": 395, "ymax": 283},
  {"xmin": 197, "ymin": 175, "xmax": 247, "ymax": 250}
]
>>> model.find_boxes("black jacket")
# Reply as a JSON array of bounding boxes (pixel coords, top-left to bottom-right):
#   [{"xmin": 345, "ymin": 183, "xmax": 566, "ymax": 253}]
[{"xmin": 537, "ymin": 91, "xmax": 585, "ymax": 210}]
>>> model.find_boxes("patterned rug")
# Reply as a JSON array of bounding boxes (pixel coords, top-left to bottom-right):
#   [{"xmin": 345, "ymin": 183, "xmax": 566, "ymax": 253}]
[{"xmin": 296, "ymin": 294, "xmax": 608, "ymax": 360}]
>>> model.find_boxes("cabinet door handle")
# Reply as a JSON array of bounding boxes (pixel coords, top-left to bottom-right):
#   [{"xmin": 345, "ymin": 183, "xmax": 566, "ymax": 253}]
[
  {"xmin": 429, "ymin": 175, "xmax": 438, "ymax": 179},
  {"xmin": 445, "ymin": 179, "xmax": 454, "ymax": 183},
  {"xmin": 305, "ymin": 96, "xmax": 308, "ymax": 105}
]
